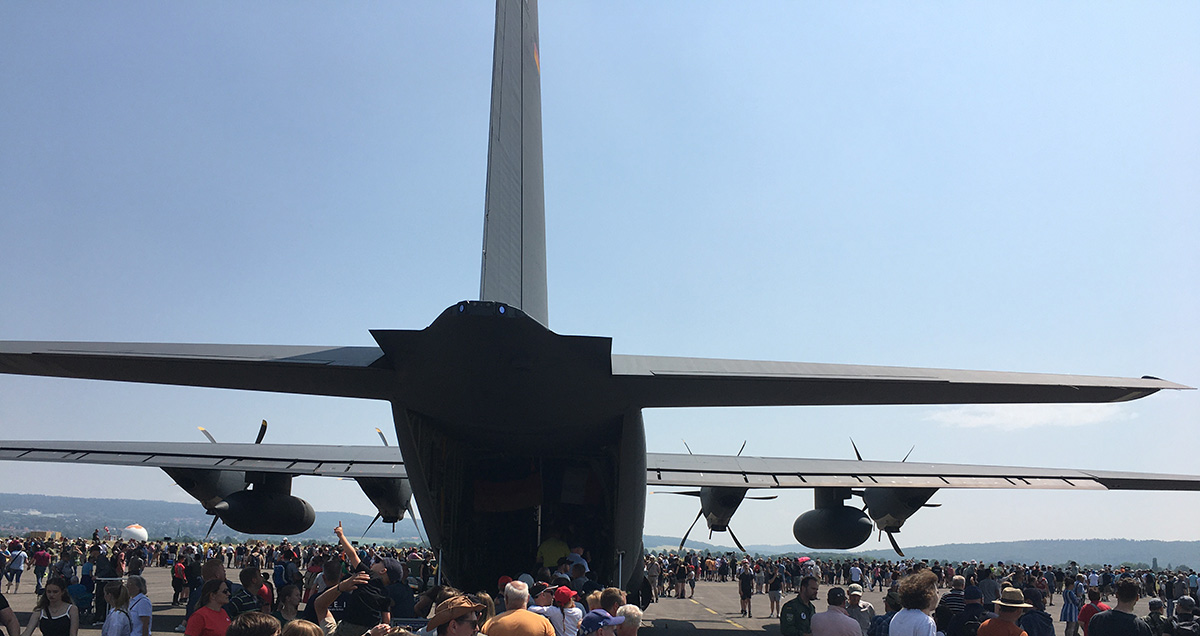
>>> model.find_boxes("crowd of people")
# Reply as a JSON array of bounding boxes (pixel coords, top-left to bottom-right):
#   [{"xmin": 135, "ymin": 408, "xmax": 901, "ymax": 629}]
[
  {"xmin": 0, "ymin": 528, "xmax": 645, "ymax": 636},
  {"xmin": 726, "ymin": 555, "xmax": 1200, "ymax": 636},
  {"xmin": 5, "ymin": 532, "xmax": 1200, "ymax": 636}
]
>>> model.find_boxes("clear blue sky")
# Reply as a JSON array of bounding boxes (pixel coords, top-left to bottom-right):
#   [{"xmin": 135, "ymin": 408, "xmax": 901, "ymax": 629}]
[{"xmin": 1, "ymin": 2, "xmax": 1197, "ymax": 551}]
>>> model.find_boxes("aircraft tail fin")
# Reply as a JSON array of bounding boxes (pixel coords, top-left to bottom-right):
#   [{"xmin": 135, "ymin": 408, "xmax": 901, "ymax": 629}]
[{"xmin": 479, "ymin": 0, "xmax": 548, "ymax": 326}]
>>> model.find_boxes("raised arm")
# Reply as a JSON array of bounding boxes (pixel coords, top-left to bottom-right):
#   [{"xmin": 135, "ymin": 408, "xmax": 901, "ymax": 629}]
[{"xmin": 334, "ymin": 523, "xmax": 360, "ymax": 569}]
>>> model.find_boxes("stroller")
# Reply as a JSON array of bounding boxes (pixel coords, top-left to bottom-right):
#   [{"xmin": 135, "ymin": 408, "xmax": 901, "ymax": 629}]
[{"xmin": 67, "ymin": 583, "xmax": 94, "ymax": 624}]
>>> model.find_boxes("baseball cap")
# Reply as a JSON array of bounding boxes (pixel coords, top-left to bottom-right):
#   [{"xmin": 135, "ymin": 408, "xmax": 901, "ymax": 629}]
[
  {"xmin": 580, "ymin": 609, "xmax": 625, "ymax": 635},
  {"xmin": 827, "ymin": 587, "xmax": 847, "ymax": 605},
  {"xmin": 1178, "ymin": 596, "xmax": 1196, "ymax": 613},
  {"xmin": 531, "ymin": 582, "xmax": 551, "ymax": 597},
  {"xmin": 963, "ymin": 586, "xmax": 983, "ymax": 601},
  {"xmin": 554, "ymin": 586, "xmax": 579, "ymax": 606},
  {"xmin": 380, "ymin": 557, "xmax": 404, "ymax": 585},
  {"xmin": 848, "ymin": 584, "xmax": 863, "ymax": 596}
]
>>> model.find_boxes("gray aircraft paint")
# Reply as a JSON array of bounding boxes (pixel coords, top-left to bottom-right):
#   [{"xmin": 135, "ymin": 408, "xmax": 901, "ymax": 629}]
[
  {"xmin": 0, "ymin": 0, "xmax": 1195, "ymax": 595},
  {"xmin": 480, "ymin": 0, "xmax": 548, "ymax": 327}
]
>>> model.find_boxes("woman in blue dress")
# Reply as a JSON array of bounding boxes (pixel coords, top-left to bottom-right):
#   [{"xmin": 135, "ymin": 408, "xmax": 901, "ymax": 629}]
[{"xmin": 1060, "ymin": 573, "xmax": 1086, "ymax": 636}]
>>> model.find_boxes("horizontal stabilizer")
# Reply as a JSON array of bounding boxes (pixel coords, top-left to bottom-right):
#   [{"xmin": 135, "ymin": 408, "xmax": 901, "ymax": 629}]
[
  {"xmin": 613, "ymin": 354, "xmax": 1190, "ymax": 407},
  {"xmin": 0, "ymin": 341, "xmax": 395, "ymax": 400}
]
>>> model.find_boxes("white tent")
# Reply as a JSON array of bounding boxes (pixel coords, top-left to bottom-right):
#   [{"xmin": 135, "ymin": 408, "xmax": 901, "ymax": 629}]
[{"xmin": 120, "ymin": 524, "xmax": 148, "ymax": 542}]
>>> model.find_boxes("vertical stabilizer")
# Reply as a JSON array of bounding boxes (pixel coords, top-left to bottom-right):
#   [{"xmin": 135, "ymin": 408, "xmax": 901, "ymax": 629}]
[{"xmin": 480, "ymin": 0, "xmax": 548, "ymax": 326}]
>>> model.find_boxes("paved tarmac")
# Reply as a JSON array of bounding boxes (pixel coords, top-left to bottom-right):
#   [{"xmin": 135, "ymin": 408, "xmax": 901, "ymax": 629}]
[{"xmin": 3, "ymin": 567, "xmax": 1075, "ymax": 636}]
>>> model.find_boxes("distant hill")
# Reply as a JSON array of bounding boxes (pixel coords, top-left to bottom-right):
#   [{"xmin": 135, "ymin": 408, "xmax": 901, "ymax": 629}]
[
  {"xmin": 644, "ymin": 534, "xmax": 1200, "ymax": 569},
  {"xmin": 0, "ymin": 492, "xmax": 423, "ymax": 544},
  {"xmin": 6, "ymin": 494, "xmax": 1196, "ymax": 569}
]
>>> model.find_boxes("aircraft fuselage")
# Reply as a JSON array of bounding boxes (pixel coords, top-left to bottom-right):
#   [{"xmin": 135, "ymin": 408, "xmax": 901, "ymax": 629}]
[{"xmin": 379, "ymin": 301, "xmax": 647, "ymax": 592}]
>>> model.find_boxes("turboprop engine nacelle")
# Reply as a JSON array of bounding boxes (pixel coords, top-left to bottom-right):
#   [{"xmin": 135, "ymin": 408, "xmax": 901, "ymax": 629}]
[
  {"xmin": 213, "ymin": 489, "xmax": 316, "ymax": 536},
  {"xmin": 792, "ymin": 506, "xmax": 873, "ymax": 549},
  {"xmin": 862, "ymin": 487, "xmax": 937, "ymax": 531},
  {"xmin": 791, "ymin": 487, "xmax": 873, "ymax": 550},
  {"xmin": 355, "ymin": 477, "xmax": 413, "ymax": 524}
]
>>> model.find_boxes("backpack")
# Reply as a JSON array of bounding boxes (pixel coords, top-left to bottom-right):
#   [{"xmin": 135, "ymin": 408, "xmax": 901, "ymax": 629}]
[
  {"xmin": 1172, "ymin": 617, "xmax": 1200, "ymax": 636},
  {"xmin": 960, "ymin": 616, "xmax": 983, "ymax": 636}
]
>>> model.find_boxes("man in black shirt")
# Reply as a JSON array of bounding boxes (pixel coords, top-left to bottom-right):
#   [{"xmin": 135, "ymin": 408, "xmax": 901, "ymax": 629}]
[
  {"xmin": 1091, "ymin": 578, "xmax": 1152, "ymax": 636},
  {"xmin": 947, "ymin": 586, "xmax": 996, "ymax": 636},
  {"xmin": 738, "ymin": 561, "xmax": 756, "ymax": 618},
  {"xmin": 334, "ymin": 523, "xmax": 398, "ymax": 635}
]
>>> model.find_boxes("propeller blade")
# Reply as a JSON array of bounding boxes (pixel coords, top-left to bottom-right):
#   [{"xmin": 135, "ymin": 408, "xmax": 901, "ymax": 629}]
[
  {"xmin": 408, "ymin": 501, "xmax": 428, "ymax": 546},
  {"xmin": 375, "ymin": 428, "xmax": 389, "ymax": 446},
  {"xmin": 923, "ymin": 503, "xmax": 942, "ymax": 508},
  {"xmin": 728, "ymin": 526, "xmax": 747, "ymax": 553},
  {"xmin": 362, "ymin": 513, "xmax": 382, "ymax": 538},
  {"xmin": 679, "ymin": 509, "xmax": 703, "ymax": 552},
  {"xmin": 901, "ymin": 445, "xmax": 915, "ymax": 462},
  {"xmin": 651, "ymin": 490, "xmax": 702, "ymax": 497},
  {"xmin": 255, "ymin": 420, "xmax": 268, "ymax": 444},
  {"xmin": 850, "ymin": 438, "xmax": 863, "ymax": 461},
  {"xmin": 204, "ymin": 514, "xmax": 220, "ymax": 540},
  {"xmin": 746, "ymin": 495, "xmax": 778, "ymax": 500},
  {"xmin": 682, "ymin": 439, "xmax": 694, "ymax": 455},
  {"xmin": 198, "ymin": 427, "xmax": 217, "ymax": 444},
  {"xmin": 887, "ymin": 531, "xmax": 905, "ymax": 557},
  {"xmin": 736, "ymin": 440, "xmax": 747, "ymax": 457}
]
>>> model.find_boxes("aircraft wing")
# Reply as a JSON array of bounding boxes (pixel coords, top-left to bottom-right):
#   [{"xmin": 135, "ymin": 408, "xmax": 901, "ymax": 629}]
[
  {"xmin": 613, "ymin": 354, "xmax": 1191, "ymax": 406},
  {"xmin": 0, "ymin": 341, "xmax": 394, "ymax": 399},
  {"xmin": 646, "ymin": 452, "xmax": 1200, "ymax": 491},
  {"xmin": 0, "ymin": 440, "xmax": 405, "ymax": 479}
]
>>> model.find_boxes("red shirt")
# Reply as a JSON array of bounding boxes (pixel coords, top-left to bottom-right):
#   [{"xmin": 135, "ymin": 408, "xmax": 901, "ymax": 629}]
[
  {"xmin": 1079, "ymin": 602, "xmax": 1111, "ymax": 636},
  {"xmin": 185, "ymin": 606, "xmax": 230, "ymax": 636},
  {"xmin": 978, "ymin": 619, "xmax": 1026, "ymax": 636},
  {"xmin": 257, "ymin": 583, "xmax": 273, "ymax": 609}
]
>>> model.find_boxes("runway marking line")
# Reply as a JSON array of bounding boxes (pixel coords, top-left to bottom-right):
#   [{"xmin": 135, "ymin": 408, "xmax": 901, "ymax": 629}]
[
  {"xmin": 705, "ymin": 608, "xmax": 717, "ymax": 615},
  {"xmin": 724, "ymin": 620, "xmax": 746, "ymax": 630}
]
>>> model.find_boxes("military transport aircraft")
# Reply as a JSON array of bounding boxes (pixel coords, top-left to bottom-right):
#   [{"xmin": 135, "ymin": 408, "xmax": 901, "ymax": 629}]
[{"xmin": 1, "ymin": 0, "xmax": 1196, "ymax": 597}]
